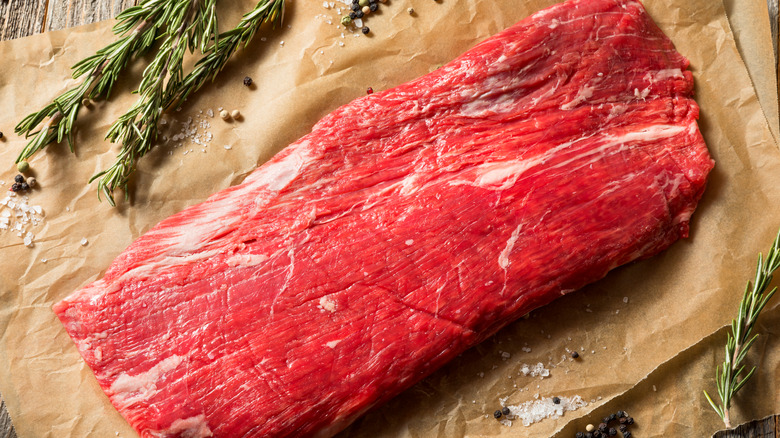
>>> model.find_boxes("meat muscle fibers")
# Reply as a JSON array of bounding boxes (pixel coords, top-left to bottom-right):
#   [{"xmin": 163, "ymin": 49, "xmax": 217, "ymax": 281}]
[{"xmin": 54, "ymin": 0, "xmax": 713, "ymax": 436}]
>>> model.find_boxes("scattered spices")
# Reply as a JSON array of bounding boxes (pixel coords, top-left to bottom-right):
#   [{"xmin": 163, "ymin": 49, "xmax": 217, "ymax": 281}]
[
  {"xmin": 16, "ymin": 161, "xmax": 30, "ymax": 173},
  {"xmin": 11, "ymin": 183, "xmax": 22, "ymax": 192},
  {"xmin": 27, "ymin": 177, "xmax": 36, "ymax": 188},
  {"xmin": 501, "ymin": 406, "xmax": 510, "ymax": 416},
  {"xmin": 231, "ymin": 110, "xmax": 241, "ymax": 119},
  {"xmin": 362, "ymin": 5, "xmax": 370, "ymax": 15},
  {"xmin": 574, "ymin": 411, "xmax": 634, "ymax": 438},
  {"xmin": 586, "ymin": 424, "xmax": 595, "ymax": 432},
  {"xmin": 0, "ymin": 131, "xmax": 4, "ymax": 139},
  {"xmin": 608, "ymin": 427, "xmax": 617, "ymax": 436},
  {"xmin": 408, "ymin": 7, "xmax": 414, "ymax": 14},
  {"xmin": 571, "ymin": 351, "xmax": 579, "ymax": 359},
  {"xmin": 355, "ymin": 10, "xmax": 364, "ymax": 18},
  {"xmin": 243, "ymin": 76, "xmax": 253, "ymax": 86},
  {"xmin": 493, "ymin": 410, "xmax": 503, "ymax": 419},
  {"xmin": 358, "ymin": 0, "xmax": 368, "ymax": 6},
  {"xmin": 220, "ymin": 110, "xmax": 230, "ymax": 120},
  {"xmin": 362, "ymin": 26, "xmax": 370, "ymax": 34},
  {"xmin": 366, "ymin": 87, "xmax": 373, "ymax": 94},
  {"xmin": 369, "ymin": 3, "xmax": 378, "ymax": 12},
  {"xmin": 14, "ymin": 175, "xmax": 24, "ymax": 184},
  {"xmin": 552, "ymin": 396, "xmax": 561, "ymax": 404},
  {"xmin": 341, "ymin": 15, "xmax": 352, "ymax": 25},
  {"xmin": 80, "ymin": 237, "xmax": 89, "ymax": 246},
  {"xmin": 20, "ymin": 183, "xmax": 30, "ymax": 191}
]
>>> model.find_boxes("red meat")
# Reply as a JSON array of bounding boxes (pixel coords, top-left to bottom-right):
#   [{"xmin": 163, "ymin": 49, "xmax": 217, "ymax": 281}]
[{"xmin": 54, "ymin": 0, "xmax": 713, "ymax": 436}]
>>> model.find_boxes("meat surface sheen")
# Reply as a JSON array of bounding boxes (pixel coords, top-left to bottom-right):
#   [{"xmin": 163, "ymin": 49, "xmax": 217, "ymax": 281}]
[{"xmin": 54, "ymin": 0, "xmax": 713, "ymax": 436}]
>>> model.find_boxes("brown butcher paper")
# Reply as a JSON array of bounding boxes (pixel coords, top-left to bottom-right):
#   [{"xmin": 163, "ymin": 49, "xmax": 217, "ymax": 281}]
[{"xmin": 0, "ymin": 1, "xmax": 779, "ymax": 437}]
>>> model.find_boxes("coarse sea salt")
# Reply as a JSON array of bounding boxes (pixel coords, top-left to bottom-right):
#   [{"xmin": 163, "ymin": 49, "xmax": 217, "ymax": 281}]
[
  {"xmin": 499, "ymin": 395, "xmax": 588, "ymax": 427},
  {"xmin": 0, "ymin": 194, "xmax": 45, "ymax": 247}
]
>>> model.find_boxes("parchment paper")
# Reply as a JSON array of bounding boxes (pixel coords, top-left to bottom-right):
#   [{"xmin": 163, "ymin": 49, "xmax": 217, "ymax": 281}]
[{"xmin": 0, "ymin": 1, "xmax": 778, "ymax": 437}]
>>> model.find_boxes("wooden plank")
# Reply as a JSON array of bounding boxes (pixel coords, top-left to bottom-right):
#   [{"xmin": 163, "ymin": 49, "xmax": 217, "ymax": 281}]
[
  {"xmin": 0, "ymin": 0, "xmax": 47, "ymax": 40},
  {"xmin": 713, "ymin": 414, "xmax": 780, "ymax": 438},
  {"xmin": 46, "ymin": 0, "xmax": 137, "ymax": 32},
  {"xmin": 0, "ymin": 399, "xmax": 16, "ymax": 438}
]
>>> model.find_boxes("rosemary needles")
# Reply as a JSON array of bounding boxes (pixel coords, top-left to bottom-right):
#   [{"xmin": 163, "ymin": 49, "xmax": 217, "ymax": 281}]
[
  {"xmin": 704, "ymin": 228, "xmax": 780, "ymax": 428},
  {"xmin": 14, "ymin": 0, "xmax": 286, "ymax": 206}
]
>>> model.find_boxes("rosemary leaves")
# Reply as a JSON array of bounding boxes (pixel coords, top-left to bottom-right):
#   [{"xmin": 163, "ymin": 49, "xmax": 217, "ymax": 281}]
[
  {"xmin": 704, "ymin": 228, "xmax": 780, "ymax": 428},
  {"xmin": 14, "ymin": 0, "xmax": 285, "ymax": 206}
]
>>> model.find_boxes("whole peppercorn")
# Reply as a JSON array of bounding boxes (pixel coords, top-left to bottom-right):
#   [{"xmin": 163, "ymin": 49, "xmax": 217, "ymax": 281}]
[
  {"xmin": 27, "ymin": 177, "xmax": 36, "ymax": 188},
  {"xmin": 408, "ymin": 7, "xmax": 415, "ymax": 14},
  {"xmin": 17, "ymin": 161, "xmax": 30, "ymax": 173},
  {"xmin": 493, "ymin": 410, "xmax": 502, "ymax": 419},
  {"xmin": 361, "ymin": 26, "xmax": 370, "ymax": 34},
  {"xmin": 366, "ymin": 87, "xmax": 373, "ymax": 94},
  {"xmin": 598, "ymin": 422, "xmax": 607, "ymax": 432},
  {"xmin": 608, "ymin": 413, "xmax": 617, "ymax": 422},
  {"xmin": 0, "ymin": 131, "xmax": 4, "ymax": 139},
  {"xmin": 349, "ymin": 11, "xmax": 357, "ymax": 19},
  {"xmin": 619, "ymin": 424, "xmax": 628, "ymax": 433},
  {"xmin": 625, "ymin": 417, "xmax": 634, "ymax": 425},
  {"xmin": 501, "ymin": 407, "xmax": 510, "ymax": 416},
  {"xmin": 20, "ymin": 183, "xmax": 30, "ymax": 191},
  {"xmin": 552, "ymin": 396, "xmax": 561, "ymax": 404},
  {"xmin": 11, "ymin": 183, "xmax": 22, "ymax": 192},
  {"xmin": 585, "ymin": 424, "xmax": 595, "ymax": 432},
  {"xmin": 243, "ymin": 76, "xmax": 253, "ymax": 86},
  {"xmin": 341, "ymin": 15, "xmax": 352, "ymax": 25},
  {"xmin": 362, "ymin": 5, "xmax": 370, "ymax": 15},
  {"xmin": 617, "ymin": 410, "xmax": 627, "ymax": 418},
  {"xmin": 351, "ymin": 3, "xmax": 360, "ymax": 10},
  {"xmin": 592, "ymin": 432, "xmax": 602, "ymax": 438},
  {"xmin": 608, "ymin": 428, "xmax": 617, "ymax": 436},
  {"xmin": 623, "ymin": 432, "xmax": 632, "ymax": 438},
  {"xmin": 355, "ymin": 10, "xmax": 364, "ymax": 18},
  {"xmin": 369, "ymin": 3, "xmax": 378, "ymax": 11},
  {"xmin": 584, "ymin": 433, "xmax": 593, "ymax": 438},
  {"xmin": 576, "ymin": 433, "xmax": 585, "ymax": 438},
  {"xmin": 358, "ymin": 0, "xmax": 369, "ymax": 6},
  {"xmin": 14, "ymin": 174, "xmax": 25, "ymax": 183},
  {"xmin": 571, "ymin": 351, "xmax": 579, "ymax": 359}
]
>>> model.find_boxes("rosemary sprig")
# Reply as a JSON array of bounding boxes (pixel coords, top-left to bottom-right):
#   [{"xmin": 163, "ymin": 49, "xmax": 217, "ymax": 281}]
[
  {"xmin": 704, "ymin": 229, "xmax": 780, "ymax": 428},
  {"xmin": 92, "ymin": 0, "xmax": 285, "ymax": 205},
  {"xmin": 96, "ymin": 0, "xmax": 219, "ymax": 205},
  {"xmin": 13, "ymin": 0, "xmax": 166, "ymax": 160}
]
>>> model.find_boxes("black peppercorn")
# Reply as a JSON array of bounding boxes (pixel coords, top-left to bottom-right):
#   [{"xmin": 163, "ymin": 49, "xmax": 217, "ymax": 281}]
[
  {"xmin": 493, "ymin": 410, "xmax": 502, "ymax": 419},
  {"xmin": 584, "ymin": 433, "xmax": 593, "ymax": 438},
  {"xmin": 619, "ymin": 417, "xmax": 627, "ymax": 425},
  {"xmin": 571, "ymin": 351, "xmax": 579, "ymax": 359},
  {"xmin": 617, "ymin": 410, "xmax": 626, "ymax": 418},
  {"xmin": 608, "ymin": 428, "xmax": 617, "ymax": 436},
  {"xmin": 608, "ymin": 413, "xmax": 616, "ymax": 422},
  {"xmin": 552, "ymin": 396, "xmax": 561, "ymax": 404},
  {"xmin": 349, "ymin": 11, "xmax": 357, "ymax": 19},
  {"xmin": 602, "ymin": 416, "xmax": 610, "ymax": 423},
  {"xmin": 14, "ymin": 174, "xmax": 24, "ymax": 183},
  {"xmin": 361, "ymin": 26, "xmax": 370, "ymax": 34},
  {"xmin": 626, "ymin": 417, "xmax": 634, "ymax": 425},
  {"xmin": 351, "ymin": 3, "xmax": 360, "ymax": 10},
  {"xmin": 369, "ymin": 3, "xmax": 378, "ymax": 11},
  {"xmin": 355, "ymin": 10, "xmax": 364, "ymax": 18},
  {"xmin": 623, "ymin": 432, "xmax": 632, "ymax": 438},
  {"xmin": 576, "ymin": 433, "xmax": 585, "ymax": 438},
  {"xmin": 501, "ymin": 407, "xmax": 510, "ymax": 416},
  {"xmin": 20, "ymin": 183, "xmax": 29, "ymax": 191},
  {"xmin": 619, "ymin": 424, "xmax": 628, "ymax": 433},
  {"xmin": 598, "ymin": 422, "xmax": 607, "ymax": 432},
  {"xmin": 11, "ymin": 183, "xmax": 21, "ymax": 192},
  {"xmin": 0, "ymin": 131, "xmax": 4, "ymax": 139},
  {"xmin": 243, "ymin": 76, "xmax": 253, "ymax": 86}
]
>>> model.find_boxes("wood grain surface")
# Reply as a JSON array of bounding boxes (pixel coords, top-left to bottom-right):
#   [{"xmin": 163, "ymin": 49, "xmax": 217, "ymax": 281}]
[{"xmin": 0, "ymin": 2, "xmax": 777, "ymax": 438}]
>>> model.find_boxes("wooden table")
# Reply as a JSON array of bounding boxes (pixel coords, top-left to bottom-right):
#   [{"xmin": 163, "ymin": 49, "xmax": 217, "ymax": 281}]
[{"xmin": 0, "ymin": 1, "xmax": 778, "ymax": 438}]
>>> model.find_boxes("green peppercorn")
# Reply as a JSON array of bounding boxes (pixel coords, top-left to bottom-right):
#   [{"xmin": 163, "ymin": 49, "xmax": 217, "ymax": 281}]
[
  {"xmin": 358, "ymin": 0, "xmax": 369, "ymax": 6},
  {"xmin": 16, "ymin": 161, "xmax": 30, "ymax": 173},
  {"xmin": 341, "ymin": 15, "xmax": 352, "ymax": 25}
]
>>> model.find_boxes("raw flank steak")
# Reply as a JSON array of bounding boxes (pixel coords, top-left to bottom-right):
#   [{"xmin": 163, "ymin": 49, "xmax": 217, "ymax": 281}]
[{"xmin": 54, "ymin": 0, "xmax": 713, "ymax": 436}]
